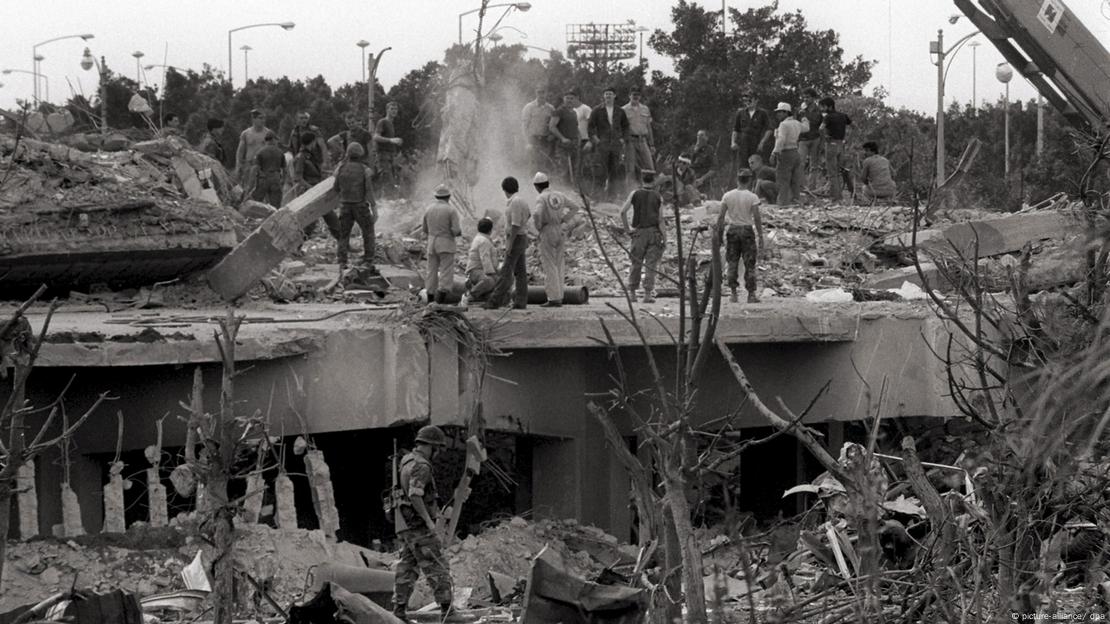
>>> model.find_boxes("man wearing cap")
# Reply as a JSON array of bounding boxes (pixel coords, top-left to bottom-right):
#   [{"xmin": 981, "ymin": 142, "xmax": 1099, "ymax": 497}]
[
  {"xmin": 587, "ymin": 87, "xmax": 630, "ymax": 199},
  {"xmin": 334, "ymin": 142, "xmax": 377, "ymax": 268},
  {"xmin": 423, "ymin": 185, "xmax": 462, "ymax": 304},
  {"xmin": 673, "ymin": 155, "xmax": 700, "ymax": 207},
  {"xmin": 621, "ymin": 171, "xmax": 666, "ymax": 303},
  {"xmin": 622, "ymin": 88, "xmax": 655, "ymax": 187},
  {"xmin": 532, "ymin": 172, "xmax": 567, "ymax": 307},
  {"xmin": 770, "ymin": 102, "xmax": 809, "ymax": 206},
  {"xmin": 731, "ymin": 94, "xmax": 773, "ymax": 174},
  {"xmin": 521, "ymin": 86, "xmax": 555, "ymax": 172},
  {"xmin": 485, "ymin": 176, "xmax": 531, "ymax": 310},
  {"xmin": 252, "ymin": 131, "xmax": 286, "ymax": 208},
  {"xmin": 548, "ymin": 91, "xmax": 581, "ymax": 184},
  {"xmin": 463, "ymin": 217, "xmax": 498, "ymax": 305},
  {"xmin": 236, "ymin": 109, "xmax": 272, "ymax": 194},
  {"xmin": 720, "ymin": 169, "xmax": 765, "ymax": 303},
  {"xmin": 392, "ymin": 425, "xmax": 454, "ymax": 623}
]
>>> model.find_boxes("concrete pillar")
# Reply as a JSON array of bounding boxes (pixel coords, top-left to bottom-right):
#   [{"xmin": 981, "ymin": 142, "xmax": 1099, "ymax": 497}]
[
  {"xmin": 305, "ymin": 449, "xmax": 340, "ymax": 539},
  {"xmin": 102, "ymin": 461, "xmax": 126, "ymax": 534},
  {"xmin": 147, "ymin": 467, "xmax": 168, "ymax": 527},
  {"xmin": 59, "ymin": 483, "xmax": 85, "ymax": 537},
  {"xmin": 16, "ymin": 460, "xmax": 38, "ymax": 539},
  {"xmin": 242, "ymin": 472, "xmax": 264, "ymax": 524},
  {"xmin": 274, "ymin": 473, "xmax": 297, "ymax": 529}
]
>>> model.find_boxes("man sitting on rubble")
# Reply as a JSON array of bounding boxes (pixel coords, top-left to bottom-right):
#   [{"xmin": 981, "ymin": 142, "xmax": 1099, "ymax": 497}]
[
  {"xmin": 392, "ymin": 425, "xmax": 456, "ymax": 623},
  {"xmin": 673, "ymin": 154, "xmax": 700, "ymax": 207},
  {"xmin": 721, "ymin": 169, "xmax": 765, "ymax": 303},
  {"xmin": 252, "ymin": 131, "xmax": 286, "ymax": 208},
  {"xmin": 747, "ymin": 154, "xmax": 779, "ymax": 204},
  {"xmin": 462, "ymin": 217, "xmax": 497, "ymax": 306},
  {"xmin": 423, "ymin": 184, "xmax": 462, "ymax": 304},
  {"xmin": 334, "ymin": 142, "xmax": 377, "ymax": 268},
  {"xmin": 858, "ymin": 141, "xmax": 897, "ymax": 203}
]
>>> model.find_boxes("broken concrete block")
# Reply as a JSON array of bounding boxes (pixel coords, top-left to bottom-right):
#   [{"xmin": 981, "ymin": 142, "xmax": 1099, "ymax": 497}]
[
  {"xmin": 207, "ymin": 177, "xmax": 338, "ymax": 301},
  {"xmin": 103, "ymin": 461, "xmax": 126, "ymax": 534},
  {"xmin": 282, "ymin": 260, "xmax": 308, "ymax": 277},
  {"xmin": 240, "ymin": 200, "xmax": 277, "ymax": 219},
  {"xmin": 305, "ymin": 449, "xmax": 340, "ymax": 540},
  {"xmin": 60, "ymin": 483, "xmax": 85, "ymax": 537},
  {"xmin": 874, "ymin": 210, "xmax": 1081, "ymax": 259},
  {"xmin": 172, "ymin": 156, "xmax": 221, "ymax": 205},
  {"xmin": 148, "ymin": 467, "xmax": 169, "ymax": 527},
  {"xmin": 16, "ymin": 460, "xmax": 39, "ymax": 539},
  {"xmin": 242, "ymin": 472, "xmax": 265, "ymax": 524},
  {"xmin": 275, "ymin": 473, "xmax": 298, "ymax": 529}
]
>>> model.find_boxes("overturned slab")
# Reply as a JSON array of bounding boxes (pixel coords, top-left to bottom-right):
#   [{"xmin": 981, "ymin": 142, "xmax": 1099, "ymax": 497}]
[
  {"xmin": 875, "ymin": 210, "xmax": 1080, "ymax": 259},
  {"xmin": 866, "ymin": 243, "xmax": 1088, "ymax": 292},
  {"xmin": 207, "ymin": 177, "xmax": 338, "ymax": 301}
]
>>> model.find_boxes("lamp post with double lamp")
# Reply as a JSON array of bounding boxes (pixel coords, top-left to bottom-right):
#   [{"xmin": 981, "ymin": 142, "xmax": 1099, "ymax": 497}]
[
  {"xmin": 996, "ymin": 62, "xmax": 1013, "ymax": 176},
  {"xmin": 33, "ymin": 33, "xmax": 94, "ymax": 102},
  {"xmin": 458, "ymin": 2, "xmax": 531, "ymax": 45},
  {"xmin": 227, "ymin": 22, "xmax": 294, "ymax": 88},
  {"xmin": 240, "ymin": 45, "xmax": 252, "ymax": 82},
  {"xmin": 2, "ymin": 69, "xmax": 49, "ymax": 103},
  {"xmin": 929, "ymin": 17, "xmax": 979, "ymax": 183},
  {"xmin": 79, "ymin": 47, "xmax": 108, "ymax": 138},
  {"xmin": 357, "ymin": 40, "xmax": 370, "ymax": 82}
]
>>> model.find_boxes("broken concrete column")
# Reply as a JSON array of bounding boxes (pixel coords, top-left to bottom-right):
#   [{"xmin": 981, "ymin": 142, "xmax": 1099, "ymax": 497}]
[
  {"xmin": 147, "ymin": 467, "xmax": 168, "ymax": 527},
  {"xmin": 60, "ymin": 482, "xmax": 85, "ymax": 537},
  {"xmin": 242, "ymin": 472, "xmax": 265, "ymax": 524},
  {"xmin": 304, "ymin": 449, "xmax": 340, "ymax": 540},
  {"xmin": 102, "ymin": 461, "xmax": 126, "ymax": 534},
  {"xmin": 196, "ymin": 483, "xmax": 208, "ymax": 514},
  {"xmin": 274, "ymin": 473, "xmax": 297, "ymax": 529},
  {"xmin": 16, "ymin": 460, "xmax": 39, "ymax": 539}
]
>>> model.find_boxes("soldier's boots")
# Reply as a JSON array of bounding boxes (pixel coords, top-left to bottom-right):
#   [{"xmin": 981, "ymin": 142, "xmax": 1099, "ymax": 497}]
[{"xmin": 392, "ymin": 605, "xmax": 411, "ymax": 623}]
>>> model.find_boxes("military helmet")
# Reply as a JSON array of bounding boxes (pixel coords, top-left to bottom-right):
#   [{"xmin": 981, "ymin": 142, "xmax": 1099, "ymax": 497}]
[{"xmin": 415, "ymin": 425, "xmax": 448, "ymax": 447}]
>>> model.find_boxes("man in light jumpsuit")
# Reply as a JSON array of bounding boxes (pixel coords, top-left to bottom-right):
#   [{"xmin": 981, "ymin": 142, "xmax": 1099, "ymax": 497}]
[{"xmin": 531, "ymin": 172, "xmax": 567, "ymax": 307}]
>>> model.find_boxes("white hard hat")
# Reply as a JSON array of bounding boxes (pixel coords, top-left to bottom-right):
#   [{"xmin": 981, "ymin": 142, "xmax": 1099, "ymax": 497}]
[
  {"xmin": 775, "ymin": 102, "xmax": 792, "ymax": 113},
  {"xmin": 532, "ymin": 172, "xmax": 549, "ymax": 184}
]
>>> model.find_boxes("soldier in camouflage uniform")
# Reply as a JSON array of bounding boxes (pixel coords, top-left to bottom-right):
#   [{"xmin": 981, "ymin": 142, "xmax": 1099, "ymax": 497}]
[{"xmin": 392, "ymin": 425, "xmax": 454, "ymax": 622}]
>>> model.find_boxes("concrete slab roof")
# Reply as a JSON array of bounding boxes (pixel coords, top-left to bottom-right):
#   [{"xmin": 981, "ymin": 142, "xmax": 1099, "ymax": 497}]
[{"xmin": 13, "ymin": 298, "xmax": 934, "ymax": 367}]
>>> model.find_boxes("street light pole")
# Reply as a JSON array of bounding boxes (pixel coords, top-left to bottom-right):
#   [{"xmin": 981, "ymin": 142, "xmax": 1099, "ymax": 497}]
[
  {"xmin": 368, "ymin": 46, "xmax": 392, "ymax": 132},
  {"xmin": 32, "ymin": 33, "xmax": 95, "ymax": 102},
  {"xmin": 934, "ymin": 29, "xmax": 945, "ymax": 184},
  {"xmin": 357, "ymin": 40, "xmax": 370, "ymax": 83},
  {"xmin": 2, "ymin": 69, "xmax": 49, "ymax": 103},
  {"xmin": 969, "ymin": 40, "xmax": 980, "ymax": 114},
  {"xmin": 996, "ymin": 62, "xmax": 1013, "ymax": 177},
  {"xmin": 132, "ymin": 51, "xmax": 144, "ymax": 84},
  {"xmin": 227, "ymin": 22, "xmax": 294, "ymax": 87},
  {"xmin": 80, "ymin": 47, "xmax": 108, "ymax": 138},
  {"xmin": 240, "ymin": 45, "xmax": 252, "ymax": 83}
]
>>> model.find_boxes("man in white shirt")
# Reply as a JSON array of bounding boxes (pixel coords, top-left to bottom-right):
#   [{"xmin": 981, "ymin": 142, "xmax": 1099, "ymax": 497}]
[
  {"xmin": 770, "ymin": 102, "xmax": 809, "ymax": 206},
  {"xmin": 520, "ymin": 87, "xmax": 555, "ymax": 173},
  {"xmin": 463, "ymin": 218, "xmax": 498, "ymax": 304},
  {"xmin": 719, "ymin": 169, "xmax": 765, "ymax": 303}
]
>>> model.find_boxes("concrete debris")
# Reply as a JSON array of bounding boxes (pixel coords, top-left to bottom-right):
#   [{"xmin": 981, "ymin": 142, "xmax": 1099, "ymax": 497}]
[
  {"xmin": 16, "ymin": 461, "xmax": 38, "ymax": 539},
  {"xmin": 58, "ymin": 483, "xmax": 86, "ymax": 538},
  {"xmin": 305, "ymin": 449, "xmax": 342, "ymax": 540},
  {"xmin": 102, "ymin": 462, "xmax": 126, "ymax": 534}
]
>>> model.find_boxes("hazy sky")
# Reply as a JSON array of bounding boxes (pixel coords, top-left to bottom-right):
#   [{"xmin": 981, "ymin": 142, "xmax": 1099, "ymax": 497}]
[{"xmin": 2, "ymin": 0, "xmax": 1108, "ymax": 114}]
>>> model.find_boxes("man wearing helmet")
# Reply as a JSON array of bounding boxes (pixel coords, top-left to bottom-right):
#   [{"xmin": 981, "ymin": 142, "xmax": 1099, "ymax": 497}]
[
  {"xmin": 333, "ymin": 142, "xmax": 377, "ymax": 268},
  {"xmin": 392, "ymin": 425, "xmax": 455, "ymax": 622}
]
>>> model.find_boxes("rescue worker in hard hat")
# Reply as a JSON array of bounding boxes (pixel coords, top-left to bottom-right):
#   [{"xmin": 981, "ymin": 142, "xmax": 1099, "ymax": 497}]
[
  {"xmin": 333, "ymin": 142, "xmax": 377, "ymax": 268},
  {"xmin": 531, "ymin": 172, "xmax": 567, "ymax": 307},
  {"xmin": 392, "ymin": 425, "xmax": 455, "ymax": 622}
]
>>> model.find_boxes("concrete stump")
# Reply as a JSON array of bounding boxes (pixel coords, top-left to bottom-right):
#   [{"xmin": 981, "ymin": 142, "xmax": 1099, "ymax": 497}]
[
  {"xmin": 102, "ymin": 461, "xmax": 126, "ymax": 533},
  {"xmin": 274, "ymin": 473, "xmax": 297, "ymax": 529},
  {"xmin": 16, "ymin": 461, "xmax": 38, "ymax": 539},
  {"xmin": 60, "ymin": 483, "xmax": 85, "ymax": 537},
  {"xmin": 147, "ymin": 467, "xmax": 168, "ymax": 527},
  {"xmin": 305, "ymin": 450, "xmax": 340, "ymax": 539},
  {"xmin": 242, "ymin": 472, "xmax": 265, "ymax": 524}
]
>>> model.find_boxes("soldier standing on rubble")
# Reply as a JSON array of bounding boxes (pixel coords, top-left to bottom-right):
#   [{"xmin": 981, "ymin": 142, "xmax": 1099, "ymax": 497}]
[
  {"xmin": 252, "ymin": 131, "xmax": 286, "ymax": 208},
  {"xmin": 288, "ymin": 111, "xmax": 329, "ymax": 173},
  {"xmin": 235, "ymin": 109, "xmax": 271, "ymax": 194},
  {"xmin": 485, "ymin": 176, "xmax": 531, "ymax": 310},
  {"xmin": 294, "ymin": 131, "xmax": 341, "ymax": 242},
  {"xmin": 819, "ymin": 97, "xmax": 852, "ymax": 202},
  {"xmin": 392, "ymin": 425, "xmax": 455, "ymax": 623},
  {"xmin": 548, "ymin": 92, "xmax": 581, "ymax": 184},
  {"xmin": 770, "ymin": 102, "xmax": 809, "ymax": 206},
  {"xmin": 374, "ymin": 101, "xmax": 403, "ymax": 197},
  {"xmin": 621, "ymin": 170, "xmax": 665, "ymax": 304},
  {"xmin": 622, "ymin": 87, "xmax": 655, "ymax": 187},
  {"xmin": 328, "ymin": 112, "xmax": 373, "ymax": 164},
  {"xmin": 423, "ymin": 184, "xmax": 462, "ymax": 304},
  {"xmin": 334, "ymin": 142, "xmax": 377, "ymax": 268},
  {"xmin": 731, "ymin": 93, "xmax": 773, "ymax": 173},
  {"xmin": 721, "ymin": 169, "xmax": 765, "ymax": 303},
  {"xmin": 533, "ymin": 172, "xmax": 567, "ymax": 307}
]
